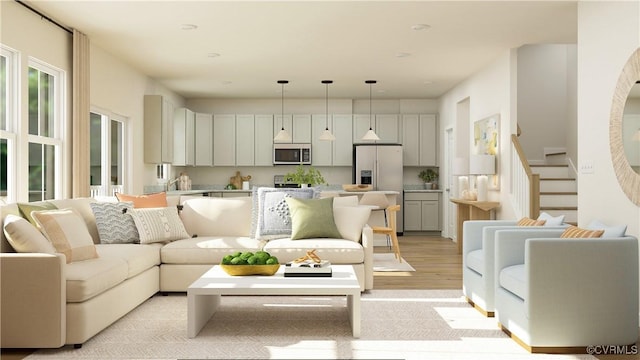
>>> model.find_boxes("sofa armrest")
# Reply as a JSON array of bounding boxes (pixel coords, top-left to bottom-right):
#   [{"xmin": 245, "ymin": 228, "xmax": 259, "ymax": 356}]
[
  {"xmin": 1, "ymin": 253, "xmax": 66, "ymax": 348},
  {"xmin": 526, "ymin": 237, "xmax": 639, "ymax": 342},
  {"xmin": 463, "ymin": 220, "xmax": 517, "ymax": 255},
  {"xmin": 361, "ymin": 224, "xmax": 374, "ymax": 290}
]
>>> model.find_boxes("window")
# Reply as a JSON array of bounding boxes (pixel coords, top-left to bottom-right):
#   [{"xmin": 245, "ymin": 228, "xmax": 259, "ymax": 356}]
[
  {"xmin": 27, "ymin": 59, "xmax": 63, "ymax": 201},
  {"xmin": 0, "ymin": 46, "xmax": 17, "ymax": 204},
  {"xmin": 90, "ymin": 109, "xmax": 127, "ymax": 196}
]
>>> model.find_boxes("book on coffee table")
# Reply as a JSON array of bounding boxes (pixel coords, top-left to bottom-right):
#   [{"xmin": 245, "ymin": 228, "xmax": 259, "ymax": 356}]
[{"xmin": 284, "ymin": 260, "xmax": 332, "ymax": 277}]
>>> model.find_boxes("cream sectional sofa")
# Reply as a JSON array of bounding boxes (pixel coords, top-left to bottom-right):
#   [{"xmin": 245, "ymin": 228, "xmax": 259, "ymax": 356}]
[{"xmin": 0, "ymin": 194, "xmax": 373, "ymax": 349}]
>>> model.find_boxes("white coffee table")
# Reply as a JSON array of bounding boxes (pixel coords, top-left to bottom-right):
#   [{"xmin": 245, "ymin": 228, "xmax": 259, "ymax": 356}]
[{"xmin": 187, "ymin": 264, "xmax": 361, "ymax": 338}]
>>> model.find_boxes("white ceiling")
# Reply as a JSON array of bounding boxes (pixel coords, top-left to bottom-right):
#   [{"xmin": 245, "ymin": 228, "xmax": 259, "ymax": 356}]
[{"xmin": 28, "ymin": 0, "xmax": 578, "ymax": 99}]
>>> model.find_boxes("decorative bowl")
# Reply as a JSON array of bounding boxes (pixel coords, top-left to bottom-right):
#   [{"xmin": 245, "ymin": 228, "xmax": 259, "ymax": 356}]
[
  {"xmin": 342, "ymin": 184, "xmax": 373, "ymax": 192},
  {"xmin": 220, "ymin": 264, "xmax": 280, "ymax": 276}
]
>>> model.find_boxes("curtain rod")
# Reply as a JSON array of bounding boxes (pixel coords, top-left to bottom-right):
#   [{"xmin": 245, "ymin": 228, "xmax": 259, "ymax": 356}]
[{"xmin": 15, "ymin": 0, "xmax": 72, "ymax": 35}]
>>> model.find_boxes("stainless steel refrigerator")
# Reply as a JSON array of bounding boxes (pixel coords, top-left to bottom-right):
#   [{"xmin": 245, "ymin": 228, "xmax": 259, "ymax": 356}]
[{"xmin": 353, "ymin": 144, "xmax": 404, "ymax": 232}]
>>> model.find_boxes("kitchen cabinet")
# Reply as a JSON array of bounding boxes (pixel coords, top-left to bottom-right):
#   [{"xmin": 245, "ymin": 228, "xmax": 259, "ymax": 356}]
[
  {"xmin": 402, "ymin": 114, "xmax": 438, "ymax": 166},
  {"xmin": 213, "ymin": 114, "xmax": 236, "ymax": 166},
  {"xmin": 311, "ymin": 114, "xmax": 353, "ymax": 166},
  {"xmin": 273, "ymin": 114, "xmax": 311, "ymax": 143},
  {"xmin": 254, "ymin": 115, "xmax": 274, "ymax": 166},
  {"xmin": 173, "ymin": 108, "xmax": 195, "ymax": 166},
  {"xmin": 235, "ymin": 114, "xmax": 255, "ymax": 166},
  {"xmin": 273, "ymin": 115, "xmax": 293, "ymax": 143},
  {"xmin": 352, "ymin": 114, "xmax": 399, "ymax": 143},
  {"xmin": 404, "ymin": 192, "xmax": 441, "ymax": 231},
  {"xmin": 194, "ymin": 113, "xmax": 213, "ymax": 166},
  {"xmin": 144, "ymin": 95, "xmax": 174, "ymax": 164}
]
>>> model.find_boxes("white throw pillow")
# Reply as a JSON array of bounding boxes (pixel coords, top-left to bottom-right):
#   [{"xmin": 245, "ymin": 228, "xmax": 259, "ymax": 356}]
[
  {"xmin": 333, "ymin": 206, "xmax": 372, "ymax": 242},
  {"xmin": 3, "ymin": 214, "xmax": 56, "ymax": 253},
  {"xmin": 333, "ymin": 196, "xmax": 359, "ymax": 207},
  {"xmin": 587, "ymin": 220, "xmax": 627, "ymax": 237},
  {"xmin": 537, "ymin": 212, "xmax": 565, "ymax": 226},
  {"xmin": 129, "ymin": 206, "xmax": 190, "ymax": 244},
  {"xmin": 31, "ymin": 208, "xmax": 99, "ymax": 263}
]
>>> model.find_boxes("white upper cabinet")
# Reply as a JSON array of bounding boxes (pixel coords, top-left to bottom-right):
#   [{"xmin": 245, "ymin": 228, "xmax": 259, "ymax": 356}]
[
  {"xmin": 194, "ymin": 113, "xmax": 213, "ymax": 166},
  {"xmin": 213, "ymin": 114, "xmax": 236, "ymax": 166},
  {"xmin": 273, "ymin": 115, "xmax": 293, "ymax": 143},
  {"xmin": 144, "ymin": 95, "xmax": 174, "ymax": 164},
  {"xmin": 352, "ymin": 114, "xmax": 399, "ymax": 143},
  {"xmin": 293, "ymin": 114, "xmax": 312, "ymax": 143},
  {"xmin": 173, "ymin": 108, "xmax": 195, "ymax": 166},
  {"xmin": 235, "ymin": 114, "xmax": 255, "ymax": 166},
  {"xmin": 254, "ymin": 115, "xmax": 274, "ymax": 166},
  {"xmin": 311, "ymin": 114, "xmax": 332, "ymax": 166},
  {"xmin": 402, "ymin": 114, "xmax": 438, "ymax": 166},
  {"xmin": 332, "ymin": 114, "xmax": 353, "ymax": 166}
]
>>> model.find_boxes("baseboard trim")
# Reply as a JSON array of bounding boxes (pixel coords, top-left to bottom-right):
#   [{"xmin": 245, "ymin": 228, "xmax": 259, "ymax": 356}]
[
  {"xmin": 464, "ymin": 296, "xmax": 494, "ymax": 317},
  {"xmin": 498, "ymin": 323, "xmax": 615, "ymax": 354}
]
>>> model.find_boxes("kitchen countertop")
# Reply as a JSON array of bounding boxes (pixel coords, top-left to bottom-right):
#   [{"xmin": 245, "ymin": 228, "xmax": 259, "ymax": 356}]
[
  {"xmin": 323, "ymin": 190, "xmax": 400, "ymax": 195},
  {"xmin": 404, "ymin": 189, "xmax": 443, "ymax": 193},
  {"xmin": 164, "ymin": 189, "xmax": 252, "ymax": 195}
]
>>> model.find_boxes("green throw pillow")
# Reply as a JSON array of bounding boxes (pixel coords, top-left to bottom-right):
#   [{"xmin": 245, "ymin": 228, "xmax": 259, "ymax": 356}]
[
  {"xmin": 285, "ymin": 197, "xmax": 342, "ymax": 240},
  {"xmin": 17, "ymin": 202, "xmax": 57, "ymax": 227}
]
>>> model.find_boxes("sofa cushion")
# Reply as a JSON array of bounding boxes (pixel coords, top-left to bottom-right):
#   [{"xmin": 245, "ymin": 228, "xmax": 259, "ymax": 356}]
[
  {"xmin": 95, "ymin": 244, "xmax": 161, "ymax": 278},
  {"xmin": 286, "ymin": 197, "xmax": 342, "ymax": 240},
  {"xmin": 499, "ymin": 264, "xmax": 527, "ymax": 300},
  {"xmin": 537, "ymin": 212, "xmax": 564, "ymax": 226},
  {"xmin": 587, "ymin": 220, "xmax": 627, "ymax": 237},
  {"xmin": 179, "ymin": 197, "xmax": 252, "ymax": 237},
  {"xmin": 263, "ymin": 238, "xmax": 364, "ymax": 264},
  {"xmin": 31, "ymin": 208, "xmax": 99, "ymax": 264},
  {"xmin": 466, "ymin": 249, "xmax": 484, "ymax": 275},
  {"xmin": 115, "ymin": 191, "xmax": 168, "ymax": 208},
  {"xmin": 66, "ymin": 256, "xmax": 128, "ymax": 302},
  {"xmin": 3, "ymin": 214, "xmax": 57, "ymax": 253},
  {"xmin": 560, "ymin": 225, "xmax": 604, "ymax": 238},
  {"xmin": 129, "ymin": 207, "xmax": 190, "ymax": 244},
  {"xmin": 517, "ymin": 217, "xmax": 546, "ymax": 226},
  {"xmin": 333, "ymin": 206, "xmax": 371, "ymax": 242},
  {"xmin": 90, "ymin": 202, "xmax": 139, "ymax": 244},
  {"xmin": 253, "ymin": 187, "xmax": 316, "ymax": 240},
  {"xmin": 161, "ymin": 237, "xmax": 262, "ymax": 264},
  {"xmin": 17, "ymin": 202, "xmax": 57, "ymax": 227},
  {"xmin": 50, "ymin": 198, "xmax": 100, "ymax": 244}
]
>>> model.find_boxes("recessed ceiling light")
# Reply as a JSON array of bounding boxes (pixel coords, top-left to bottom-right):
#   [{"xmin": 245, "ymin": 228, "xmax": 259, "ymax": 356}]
[
  {"xmin": 207, "ymin": 53, "xmax": 220, "ymax": 58},
  {"xmin": 181, "ymin": 24, "xmax": 198, "ymax": 30},
  {"xmin": 396, "ymin": 52, "xmax": 411, "ymax": 58},
  {"xmin": 411, "ymin": 24, "xmax": 431, "ymax": 31}
]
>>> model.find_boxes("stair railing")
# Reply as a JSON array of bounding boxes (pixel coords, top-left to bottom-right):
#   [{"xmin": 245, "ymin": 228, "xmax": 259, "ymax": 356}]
[{"xmin": 510, "ymin": 134, "xmax": 540, "ymax": 218}]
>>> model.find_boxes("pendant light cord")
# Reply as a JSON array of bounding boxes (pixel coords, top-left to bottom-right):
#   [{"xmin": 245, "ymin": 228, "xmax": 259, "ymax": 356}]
[
  {"xmin": 369, "ymin": 82, "xmax": 373, "ymax": 130},
  {"xmin": 325, "ymin": 83, "xmax": 329, "ymax": 130},
  {"xmin": 281, "ymin": 82, "xmax": 285, "ymax": 130}
]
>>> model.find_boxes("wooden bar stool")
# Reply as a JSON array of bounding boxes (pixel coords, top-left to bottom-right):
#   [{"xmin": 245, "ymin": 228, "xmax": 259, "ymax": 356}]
[{"xmin": 371, "ymin": 204, "xmax": 402, "ymax": 262}]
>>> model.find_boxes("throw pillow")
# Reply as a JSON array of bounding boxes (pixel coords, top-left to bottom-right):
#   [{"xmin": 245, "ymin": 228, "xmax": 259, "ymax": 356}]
[
  {"xmin": 516, "ymin": 217, "xmax": 546, "ymax": 226},
  {"xmin": 3, "ymin": 214, "xmax": 56, "ymax": 253},
  {"xmin": 128, "ymin": 206, "xmax": 190, "ymax": 244},
  {"xmin": 17, "ymin": 202, "xmax": 57, "ymax": 227},
  {"xmin": 31, "ymin": 208, "xmax": 99, "ymax": 263},
  {"xmin": 560, "ymin": 225, "xmax": 604, "ymax": 239},
  {"xmin": 333, "ymin": 195, "xmax": 359, "ymax": 207},
  {"xmin": 537, "ymin": 212, "xmax": 565, "ymax": 226},
  {"xmin": 115, "ymin": 191, "xmax": 168, "ymax": 208},
  {"xmin": 254, "ymin": 187, "xmax": 317, "ymax": 240},
  {"xmin": 89, "ymin": 202, "xmax": 139, "ymax": 244},
  {"xmin": 587, "ymin": 220, "xmax": 627, "ymax": 237},
  {"xmin": 333, "ymin": 206, "xmax": 372, "ymax": 242},
  {"xmin": 285, "ymin": 197, "xmax": 342, "ymax": 240}
]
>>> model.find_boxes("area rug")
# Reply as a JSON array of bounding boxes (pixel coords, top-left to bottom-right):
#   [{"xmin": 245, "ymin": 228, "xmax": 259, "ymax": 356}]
[
  {"xmin": 26, "ymin": 290, "xmax": 596, "ymax": 360},
  {"xmin": 373, "ymin": 252, "xmax": 415, "ymax": 272}
]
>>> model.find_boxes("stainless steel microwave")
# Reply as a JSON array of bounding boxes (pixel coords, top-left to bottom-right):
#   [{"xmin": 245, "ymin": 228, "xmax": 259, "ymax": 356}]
[{"xmin": 273, "ymin": 143, "xmax": 311, "ymax": 165}]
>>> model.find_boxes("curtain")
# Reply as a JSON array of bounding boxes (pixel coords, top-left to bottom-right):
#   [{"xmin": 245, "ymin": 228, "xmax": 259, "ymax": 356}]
[{"xmin": 72, "ymin": 29, "xmax": 90, "ymax": 197}]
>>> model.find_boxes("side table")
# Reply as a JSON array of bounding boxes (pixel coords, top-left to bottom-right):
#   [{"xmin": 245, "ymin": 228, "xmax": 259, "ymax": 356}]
[{"xmin": 450, "ymin": 198, "xmax": 500, "ymax": 254}]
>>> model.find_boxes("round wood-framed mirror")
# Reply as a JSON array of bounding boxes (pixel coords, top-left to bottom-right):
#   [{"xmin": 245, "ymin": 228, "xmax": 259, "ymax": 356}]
[{"xmin": 610, "ymin": 47, "xmax": 640, "ymax": 206}]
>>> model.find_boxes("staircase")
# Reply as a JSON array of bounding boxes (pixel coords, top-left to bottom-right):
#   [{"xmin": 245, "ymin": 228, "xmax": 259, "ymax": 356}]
[{"xmin": 530, "ymin": 161, "xmax": 578, "ymax": 224}]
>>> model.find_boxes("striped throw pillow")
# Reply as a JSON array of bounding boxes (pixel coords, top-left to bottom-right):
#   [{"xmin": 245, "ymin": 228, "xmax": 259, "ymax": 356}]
[
  {"xmin": 560, "ymin": 225, "xmax": 604, "ymax": 238},
  {"xmin": 517, "ymin": 217, "xmax": 546, "ymax": 226}
]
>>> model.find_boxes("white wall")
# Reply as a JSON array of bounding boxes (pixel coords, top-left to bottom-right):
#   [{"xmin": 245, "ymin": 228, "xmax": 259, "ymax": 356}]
[
  {"xmin": 517, "ymin": 44, "xmax": 573, "ymax": 163},
  {"xmin": 438, "ymin": 50, "xmax": 518, "ymax": 222},
  {"xmin": 577, "ymin": 1, "xmax": 640, "ymax": 238},
  {"xmin": 90, "ymin": 45, "xmax": 185, "ymax": 193}
]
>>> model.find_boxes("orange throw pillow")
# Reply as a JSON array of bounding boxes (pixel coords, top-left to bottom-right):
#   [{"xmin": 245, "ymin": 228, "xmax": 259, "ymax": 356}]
[
  {"xmin": 560, "ymin": 225, "xmax": 604, "ymax": 238},
  {"xmin": 517, "ymin": 217, "xmax": 546, "ymax": 226},
  {"xmin": 115, "ymin": 191, "xmax": 168, "ymax": 208}
]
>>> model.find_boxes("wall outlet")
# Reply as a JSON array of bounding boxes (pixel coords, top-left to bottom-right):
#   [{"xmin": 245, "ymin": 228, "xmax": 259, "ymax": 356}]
[{"xmin": 580, "ymin": 161, "xmax": 594, "ymax": 174}]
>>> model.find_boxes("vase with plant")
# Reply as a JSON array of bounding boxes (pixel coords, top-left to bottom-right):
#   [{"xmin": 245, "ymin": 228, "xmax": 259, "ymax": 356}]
[
  {"xmin": 285, "ymin": 165, "xmax": 327, "ymax": 188},
  {"xmin": 418, "ymin": 168, "xmax": 438, "ymax": 189}
]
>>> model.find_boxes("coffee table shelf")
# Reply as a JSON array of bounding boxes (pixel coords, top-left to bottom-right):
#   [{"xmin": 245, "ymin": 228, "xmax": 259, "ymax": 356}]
[{"xmin": 187, "ymin": 264, "xmax": 361, "ymax": 338}]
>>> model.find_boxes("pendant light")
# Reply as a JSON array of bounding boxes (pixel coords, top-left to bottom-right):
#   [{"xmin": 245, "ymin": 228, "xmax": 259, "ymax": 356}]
[
  {"xmin": 361, "ymin": 80, "xmax": 380, "ymax": 141},
  {"xmin": 319, "ymin": 80, "xmax": 336, "ymax": 141},
  {"xmin": 274, "ymin": 80, "xmax": 292, "ymax": 142}
]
